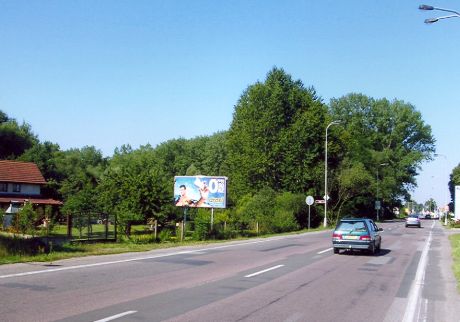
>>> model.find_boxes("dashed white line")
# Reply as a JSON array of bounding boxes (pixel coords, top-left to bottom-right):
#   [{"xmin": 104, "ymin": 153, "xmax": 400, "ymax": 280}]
[
  {"xmin": 245, "ymin": 265, "xmax": 285, "ymax": 278},
  {"xmin": 317, "ymin": 247, "xmax": 333, "ymax": 254},
  {"xmin": 93, "ymin": 310, "xmax": 137, "ymax": 322}
]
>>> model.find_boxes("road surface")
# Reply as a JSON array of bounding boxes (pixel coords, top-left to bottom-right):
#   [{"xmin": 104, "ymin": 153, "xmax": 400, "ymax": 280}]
[{"xmin": 0, "ymin": 220, "xmax": 458, "ymax": 322}]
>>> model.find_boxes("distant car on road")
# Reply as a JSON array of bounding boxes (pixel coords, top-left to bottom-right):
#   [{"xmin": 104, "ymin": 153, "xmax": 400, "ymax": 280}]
[
  {"xmin": 332, "ymin": 218, "xmax": 382, "ymax": 255},
  {"xmin": 406, "ymin": 214, "xmax": 421, "ymax": 228},
  {"xmin": 424, "ymin": 214, "xmax": 431, "ymax": 219}
]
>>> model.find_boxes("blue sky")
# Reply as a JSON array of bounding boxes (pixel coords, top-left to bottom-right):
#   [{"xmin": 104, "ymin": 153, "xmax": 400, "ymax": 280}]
[{"xmin": 1, "ymin": 1, "xmax": 459, "ymax": 207}]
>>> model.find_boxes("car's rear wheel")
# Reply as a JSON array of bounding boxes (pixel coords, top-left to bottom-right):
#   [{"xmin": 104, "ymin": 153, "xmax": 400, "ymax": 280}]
[{"xmin": 370, "ymin": 243, "xmax": 376, "ymax": 255}]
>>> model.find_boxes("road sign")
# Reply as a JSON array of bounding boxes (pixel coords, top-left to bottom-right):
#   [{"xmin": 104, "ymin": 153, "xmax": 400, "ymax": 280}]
[
  {"xmin": 323, "ymin": 195, "xmax": 330, "ymax": 201},
  {"xmin": 315, "ymin": 200, "xmax": 326, "ymax": 204},
  {"xmin": 305, "ymin": 196, "xmax": 314, "ymax": 206}
]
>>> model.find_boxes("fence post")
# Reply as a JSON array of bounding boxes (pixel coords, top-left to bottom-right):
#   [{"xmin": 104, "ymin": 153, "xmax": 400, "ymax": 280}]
[
  {"xmin": 67, "ymin": 213, "xmax": 72, "ymax": 238},
  {"xmin": 114, "ymin": 212, "xmax": 117, "ymax": 241},
  {"xmin": 104, "ymin": 213, "xmax": 108, "ymax": 240}
]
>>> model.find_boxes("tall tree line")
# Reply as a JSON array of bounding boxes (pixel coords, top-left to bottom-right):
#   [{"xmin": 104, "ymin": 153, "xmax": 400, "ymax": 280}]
[{"xmin": 0, "ymin": 67, "xmax": 437, "ymax": 236}]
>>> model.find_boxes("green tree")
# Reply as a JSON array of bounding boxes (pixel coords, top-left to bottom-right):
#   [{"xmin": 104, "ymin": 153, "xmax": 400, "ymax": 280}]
[
  {"xmin": 424, "ymin": 198, "xmax": 437, "ymax": 213},
  {"xmin": 226, "ymin": 68, "xmax": 328, "ymax": 200},
  {"xmin": 98, "ymin": 145, "xmax": 171, "ymax": 237},
  {"xmin": 18, "ymin": 141, "xmax": 62, "ymax": 199},
  {"xmin": 0, "ymin": 110, "xmax": 38, "ymax": 159},
  {"xmin": 57, "ymin": 146, "xmax": 107, "ymax": 203},
  {"xmin": 14, "ymin": 202, "xmax": 38, "ymax": 236},
  {"xmin": 449, "ymin": 164, "xmax": 460, "ymax": 212},
  {"xmin": 329, "ymin": 93, "xmax": 435, "ymax": 217}
]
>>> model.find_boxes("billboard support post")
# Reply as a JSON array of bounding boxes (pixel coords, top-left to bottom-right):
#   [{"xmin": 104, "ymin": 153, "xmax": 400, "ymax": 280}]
[
  {"xmin": 211, "ymin": 208, "xmax": 214, "ymax": 231},
  {"xmin": 182, "ymin": 207, "xmax": 188, "ymax": 241}
]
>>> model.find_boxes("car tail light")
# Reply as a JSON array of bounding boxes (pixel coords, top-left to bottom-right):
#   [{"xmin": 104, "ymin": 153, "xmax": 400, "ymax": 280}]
[
  {"xmin": 332, "ymin": 233, "xmax": 342, "ymax": 240},
  {"xmin": 360, "ymin": 235, "xmax": 371, "ymax": 241}
]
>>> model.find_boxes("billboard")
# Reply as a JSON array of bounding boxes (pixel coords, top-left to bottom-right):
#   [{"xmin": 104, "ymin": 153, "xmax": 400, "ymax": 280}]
[{"xmin": 174, "ymin": 176, "xmax": 227, "ymax": 209}]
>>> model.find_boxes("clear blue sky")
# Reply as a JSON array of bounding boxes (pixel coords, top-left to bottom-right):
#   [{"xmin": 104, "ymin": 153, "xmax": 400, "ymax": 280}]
[{"xmin": 1, "ymin": 1, "xmax": 459, "ymax": 208}]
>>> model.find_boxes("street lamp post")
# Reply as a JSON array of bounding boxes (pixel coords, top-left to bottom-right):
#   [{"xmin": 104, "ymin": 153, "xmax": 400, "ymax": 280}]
[
  {"xmin": 419, "ymin": 4, "xmax": 460, "ymax": 24},
  {"xmin": 324, "ymin": 120, "xmax": 341, "ymax": 227},
  {"xmin": 376, "ymin": 162, "xmax": 388, "ymax": 222}
]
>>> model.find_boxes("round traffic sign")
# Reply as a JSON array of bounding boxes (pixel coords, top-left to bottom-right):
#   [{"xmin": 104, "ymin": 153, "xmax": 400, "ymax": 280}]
[{"xmin": 306, "ymin": 195, "xmax": 314, "ymax": 206}]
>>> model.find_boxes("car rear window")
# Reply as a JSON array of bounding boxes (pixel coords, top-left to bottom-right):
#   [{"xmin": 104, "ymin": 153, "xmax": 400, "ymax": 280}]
[{"xmin": 336, "ymin": 221, "xmax": 367, "ymax": 232}]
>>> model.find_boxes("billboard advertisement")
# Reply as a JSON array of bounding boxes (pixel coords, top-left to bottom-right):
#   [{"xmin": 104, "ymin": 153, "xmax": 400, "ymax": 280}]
[{"xmin": 174, "ymin": 176, "xmax": 227, "ymax": 209}]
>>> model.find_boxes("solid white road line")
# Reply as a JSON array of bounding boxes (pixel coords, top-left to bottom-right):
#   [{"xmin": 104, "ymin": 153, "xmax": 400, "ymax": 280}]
[
  {"xmin": 93, "ymin": 310, "xmax": 137, "ymax": 322},
  {"xmin": 245, "ymin": 265, "xmax": 285, "ymax": 278},
  {"xmin": 402, "ymin": 220, "xmax": 435, "ymax": 322},
  {"xmin": 317, "ymin": 247, "xmax": 333, "ymax": 254}
]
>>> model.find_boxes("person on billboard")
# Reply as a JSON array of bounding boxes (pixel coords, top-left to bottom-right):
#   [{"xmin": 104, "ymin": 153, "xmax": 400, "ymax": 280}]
[
  {"xmin": 175, "ymin": 185, "xmax": 195, "ymax": 206},
  {"xmin": 194, "ymin": 178, "xmax": 210, "ymax": 207}
]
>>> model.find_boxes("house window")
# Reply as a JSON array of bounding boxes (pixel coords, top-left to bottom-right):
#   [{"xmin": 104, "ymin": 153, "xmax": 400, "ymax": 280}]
[
  {"xmin": 13, "ymin": 184, "xmax": 21, "ymax": 192},
  {"xmin": 0, "ymin": 182, "xmax": 7, "ymax": 192}
]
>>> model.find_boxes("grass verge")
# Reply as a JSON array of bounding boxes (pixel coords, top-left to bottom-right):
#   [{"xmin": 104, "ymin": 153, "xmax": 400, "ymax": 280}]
[
  {"xmin": 0, "ymin": 226, "xmax": 330, "ymax": 266},
  {"xmin": 450, "ymin": 233, "xmax": 460, "ymax": 292}
]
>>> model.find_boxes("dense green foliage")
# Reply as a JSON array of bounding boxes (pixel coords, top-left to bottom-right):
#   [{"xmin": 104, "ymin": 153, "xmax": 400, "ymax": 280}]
[
  {"xmin": 449, "ymin": 163, "xmax": 460, "ymax": 212},
  {"xmin": 226, "ymin": 68, "xmax": 327, "ymax": 199},
  {"xmin": 0, "ymin": 111, "xmax": 38, "ymax": 159},
  {"xmin": 0, "ymin": 67, "xmax": 438, "ymax": 240},
  {"xmin": 13, "ymin": 202, "xmax": 38, "ymax": 236}
]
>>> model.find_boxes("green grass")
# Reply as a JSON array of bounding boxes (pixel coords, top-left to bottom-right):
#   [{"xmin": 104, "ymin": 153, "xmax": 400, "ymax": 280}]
[
  {"xmin": 0, "ymin": 240, "xmax": 203, "ymax": 265},
  {"xmin": 450, "ymin": 233, "xmax": 460, "ymax": 292}
]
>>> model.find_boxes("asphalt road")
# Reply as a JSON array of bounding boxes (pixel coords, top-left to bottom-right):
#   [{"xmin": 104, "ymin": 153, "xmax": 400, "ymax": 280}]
[{"xmin": 0, "ymin": 220, "xmax": 459, "ymax": 322}]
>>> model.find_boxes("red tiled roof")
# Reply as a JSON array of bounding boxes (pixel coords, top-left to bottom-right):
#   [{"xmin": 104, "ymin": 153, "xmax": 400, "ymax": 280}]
[
  {"xmin": 0, "ymin": 197, "xmax": 62, "ymax": 205},
  {"xmin": 0, "ymin": 160, "xmax": 47, "ymax": 184}
]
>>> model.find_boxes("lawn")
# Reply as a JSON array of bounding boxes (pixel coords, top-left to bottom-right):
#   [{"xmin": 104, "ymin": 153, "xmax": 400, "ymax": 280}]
[{"xmin": 450, "ymin": 233, "xmax": 460, "ymax": 292}]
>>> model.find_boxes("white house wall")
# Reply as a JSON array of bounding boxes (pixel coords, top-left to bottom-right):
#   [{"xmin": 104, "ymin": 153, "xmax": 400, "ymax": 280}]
[{"xmin": 0, "ymin": 183, "xmax": 41, "ymax": 195}]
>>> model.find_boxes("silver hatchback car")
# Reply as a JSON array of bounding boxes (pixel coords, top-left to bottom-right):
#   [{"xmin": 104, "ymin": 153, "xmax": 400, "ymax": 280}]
[{"xmin": 405, "ymin": 214, "xmax": 421, "ymax": 228}]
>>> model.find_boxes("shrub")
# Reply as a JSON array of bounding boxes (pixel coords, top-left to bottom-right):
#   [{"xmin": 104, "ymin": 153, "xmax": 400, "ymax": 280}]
[
  {"xmin": 159, "ymin": 228, "xmax": 174, "ymax": 242},
  {"xmin": 14, "ymin": 202, "xmax": 38, "ymax": 236},
  {"xmin": 450, "ymin": 220, "xmax": 460, "ymax": 229},
  {"xmin": 193, "ymin": 216, "xmax": 211, "ymax": 241}
]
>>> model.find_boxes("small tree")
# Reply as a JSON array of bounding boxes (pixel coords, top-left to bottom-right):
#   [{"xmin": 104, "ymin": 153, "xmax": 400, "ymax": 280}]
[
  {"xmin": 0, "ymin": 208, "xmax": 5, "ymax": 230},
  {"xmin": 14, "ymin": 202, "xmax": 38, "ymax": 236}
]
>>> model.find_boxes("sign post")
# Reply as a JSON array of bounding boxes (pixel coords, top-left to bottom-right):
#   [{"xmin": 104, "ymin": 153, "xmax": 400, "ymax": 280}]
[{"xmin": 306, "ymin": 196, "xmax": 314, "ymax": 230}]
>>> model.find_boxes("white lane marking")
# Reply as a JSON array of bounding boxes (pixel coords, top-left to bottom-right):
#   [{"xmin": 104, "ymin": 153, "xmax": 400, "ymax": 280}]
[
  {"xmin": 402, "ymin": 220, "xmax": 435, "ymax": 322},
  {"xmin": 0, "ymin": 238, "xmax": 287, "ymax": 279},
  {"xmin": 317, "ymin": 247, "xmax": 332, "ymax": 254},
  {"xmin": 93, "ymin": 310, "xmax": 137, "ymax": 322},
  {"xmin": 245, "ymin": 265, "xmax": 285, "ymax": 278}
]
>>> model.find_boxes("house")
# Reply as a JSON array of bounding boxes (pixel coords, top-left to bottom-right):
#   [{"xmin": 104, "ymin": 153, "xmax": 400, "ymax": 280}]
[{"xmin": 0, "ymin": 160, "xmax": 62, "ymax": 226}]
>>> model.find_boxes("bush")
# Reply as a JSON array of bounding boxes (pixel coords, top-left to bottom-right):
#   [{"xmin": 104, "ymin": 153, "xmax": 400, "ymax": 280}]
[
  {"xmin": 125, "ymin": 233, "xmax": 157, "ymax": 244},
  {"xmin": 450, "ymin": 220, "xmax": 460, "ymax": 229},
  {"xmin": 158, "ymin": 228, "xmax": 174, "ymax": 242},
  {"xmin": 0, "ymin": 208, "xmax": 5, "ymax": 230},
  {"xmin": 193, "ymin": 216, "xmax": 211, "ymax": 241},
  {"xmin": 0, "ymin": 234, "xmax": 49, "ymax": 256},
  {"xmin": 13, "ymin": 202, "xmax": 38, "ymax": 236},
  {"xmin": 270, "ymin": 210, "xmax": 300, "ymax": 233}
]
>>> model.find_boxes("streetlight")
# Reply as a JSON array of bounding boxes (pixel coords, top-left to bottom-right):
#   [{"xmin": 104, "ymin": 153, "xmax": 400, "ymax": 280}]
[
  {"xmin": 376, "ymin": 162, "xmax": 389, "ymax": 222},
  {"xmin": 419, "ymin": 4, "xmax": 460, "ymax": 24},
  {"xmin": 324, "ymin": 120, "xmax": 341, "ymax": 227},
  {"xmin": 434, "ymin": 153, "xmax": 449, "ymax": 225}
]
